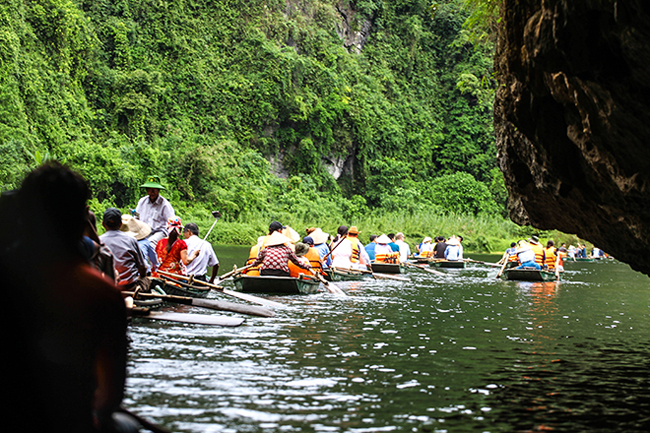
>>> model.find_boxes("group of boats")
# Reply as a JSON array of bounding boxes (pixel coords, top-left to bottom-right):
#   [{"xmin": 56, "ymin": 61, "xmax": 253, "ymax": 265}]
[{"xmin": 125, "ymin": 254, "xmax": 609, "ymax": 327}]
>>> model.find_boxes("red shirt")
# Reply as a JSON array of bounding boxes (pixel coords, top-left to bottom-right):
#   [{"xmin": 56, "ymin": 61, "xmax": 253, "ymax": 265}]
[{"xmin": 155, "ymin": 238, "xmax": 187, "ymax": 275}]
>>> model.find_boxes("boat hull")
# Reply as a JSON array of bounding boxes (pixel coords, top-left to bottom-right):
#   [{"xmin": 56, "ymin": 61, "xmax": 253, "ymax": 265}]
[
  {"xmin": 233, "ymin": 275, "xmax": 321, "ymax": 295},
  {"xmin": 502, "ymin": 268, "xmax": 559, "ymax": 281},
  {"xmin": 430, "ymin": 260, "xmax": 466, "ymax": 269},
  {"xmin": 370, "ymin": 262, "xmax": 404, "ymax": 274},
  {"xmin": 325, "ymin": 268, "xmax": 368, "ymax": 282}
]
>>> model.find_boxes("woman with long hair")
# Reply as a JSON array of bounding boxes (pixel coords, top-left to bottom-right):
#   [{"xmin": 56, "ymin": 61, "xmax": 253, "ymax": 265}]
[{"xmin": 154, "ymin": 216, "xmax": 199, "ymax": 276}]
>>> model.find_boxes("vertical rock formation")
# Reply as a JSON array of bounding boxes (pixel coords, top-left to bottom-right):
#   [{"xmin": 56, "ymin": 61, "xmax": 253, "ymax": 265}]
[{"xmin": 494, "ymin": 0, "xmax": 650, "ymax": 275}]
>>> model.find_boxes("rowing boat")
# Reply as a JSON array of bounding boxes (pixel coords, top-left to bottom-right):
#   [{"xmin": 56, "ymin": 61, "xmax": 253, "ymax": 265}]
[
  {"xmin": 408, "ymin": 256, "xmax": 431, "ymax": 264},
  {"xmin": 501, "ymin": 268, "xmax": 559, "ymax": 281},
  {"xmin": 150, "ymin": 277, "xmax": 211, "ymax": 298},
  {"xmin": 233, "ymin": 274, "xmax": 322, "ymax": 295},
  {"xmin": 370, "ymin": 262, "xmax": 404, "ymax": 274},
  {"xmin": 325, "ymin": 267, "xmax": 369, "ymax": 282},
  {"xmin": 430, "ymin": 260, "xmax": 466, "ymax": 269}
]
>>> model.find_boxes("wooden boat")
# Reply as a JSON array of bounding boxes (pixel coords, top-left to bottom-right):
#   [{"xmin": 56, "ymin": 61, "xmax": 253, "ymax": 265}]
[
  {"xmin": 370, "ymin": 262, "xmax": 404, "ymax": 274},
  {"xmin": 430, "ymin": 260, "xmax": 466, "ymax": 269},
  {"xmin": 150, "ymin": 277, "xmax": 212, "ymax": 298},
  {"xmin": 233, "ymin": 274, "xmax": 322, "ymax": 295},
  {"xmin": 572, "ymin": 258, "xmax": 595, "ymax": 262},
  {"xmin": 408, "ymin": 255, "xmax": 432, "ymax": 264},
  {"xmin": 325, "ymin": 267, "xmax": 369, "ymax": 282},
  {"xmin": 501, "ymin": 268, "xmax": 559, "ymax": 282}
]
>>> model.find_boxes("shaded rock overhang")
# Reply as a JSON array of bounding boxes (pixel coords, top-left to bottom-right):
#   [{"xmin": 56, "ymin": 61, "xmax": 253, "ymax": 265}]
[{"xmin": 494, "ymin": 0, "xmax": 650, "ymax": 276}]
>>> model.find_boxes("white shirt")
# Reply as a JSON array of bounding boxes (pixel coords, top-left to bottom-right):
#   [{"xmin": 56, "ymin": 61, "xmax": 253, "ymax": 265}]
[
  {"xmin": 395, "ymin": 240, "xmax": 411, "ymax": 262},
  {"xmin": 331, "ymin": 238, "xmax": 353, "ymax": 268},
  {"xmin": 184, "ymin": 235, "xmax": 219, "ymax": 276},
  {"xmin": 135, "ymin": 194, "xmax": 175, "ymax": 236}
]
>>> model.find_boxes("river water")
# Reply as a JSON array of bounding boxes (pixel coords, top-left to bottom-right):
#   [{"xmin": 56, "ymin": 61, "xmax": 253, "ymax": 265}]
[{"xmin": 125, "ymin": 248, "xmax": 650, "ymax": 432}]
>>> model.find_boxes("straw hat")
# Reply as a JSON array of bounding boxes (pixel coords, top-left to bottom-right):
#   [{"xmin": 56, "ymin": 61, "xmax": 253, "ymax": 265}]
[
  {"xmin": 265, "ymin": 231, "xmax": 293, "ymax": 247},
  {"xmin": 376, "ymin": 234, "xmax": 391, "ymax": 244},
  {"xmin": 120, "ymin": 214, "xmax": 152, "ymax": 240},
  {"xmin": 423, "ymin": 236, "xmax": 432, "ymax": 243},
  {"xmin": 310, "ymin": 228, "xmax": 329, "ymax": 245},
  {"xmin": 282, "ymin": 226, "xmax": 301, "ymax": 243},
  {"xmin": 140, "ymin": 175, "xmax": 165, "ymax": 190},
  {"xmin": 515, "ymin": 240, "xmax": 532, "ymax": 253},
  {"xmin": 349, "ymin": 226, "xmax": 360, "ymax": 235},
  {"xmin": 446, "ymin": 236, "xmax": 460, "ymax": 246}
]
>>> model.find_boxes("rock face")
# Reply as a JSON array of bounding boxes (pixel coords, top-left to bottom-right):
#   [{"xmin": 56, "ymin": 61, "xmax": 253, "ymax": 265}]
[{"xmin": 494, "ymin": 0, "xmax": 650, "ymax": 275}]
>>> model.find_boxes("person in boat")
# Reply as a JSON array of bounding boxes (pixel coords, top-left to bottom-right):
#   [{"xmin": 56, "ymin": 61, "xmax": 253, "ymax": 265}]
[
  {"xmin": 154, "ymin": 216, "xmax": 200, "ymax": 276},
  {"xmin": 183, "ymin": 222, "xmax": 219, "ymax": 284},
  {"xmin": 417, "ymin": 237, "xmax": 434, "ymax": 257},
  {"xmin": 444, "ymin": 236, "xmax": 462, "ymax": 261},
  {"xmin": 395, "ymin": 232, "xmax": 411, "ymax": 263},
  {"xmin": 1, "ymin": 162, "xmax": 134, "ymax": 432},
  {"xmin": 528, "ymin": 235, "xmax": 546, "ymax": 266},
  {"xmin": 135, "ymin": 175, "xmax": 176, "ymax": 249},
  {"xmin": 514, "ymin": 240, "xmax": 542, "ymax": 270},
  {"xmin": 100, "ymin": 207, "xmax": 149, "ymax": 291},
  {"xmin": 297, "ymin": 235, "xmax": 324, "ymax": 274},
  {"xmin": 347, "ymin": 226, "xmax": 371, "ymax": 269},
  {"xmin": 330, "ymin": 225, "xmax": 355, "ymax": 269},
  {"xmin": 567, "ymin": 244, "xmax": 576, "ymax": 260},
  {"xmin": 310, "ymin": 228, "xmax": 332, "ymax": 270},
  {"xmin": 433, "ymin": 236, "xmax": 448, "ymax": 259},
  {"xmin": 544, "ymin": 240, "xmax": 564, "ymax": 272},
  {"xmin": 457, "ymin": 235, "xmax": 464, "ymax": 259},
  {"xmin": 288, "ymin": 242, "xmax": 314, "ymax": 278},
  {"xmin": 243, "ymin": 221, "xmax": 286, "ymax": 276},
  {"xmin": 501, "ymin": 242, "xmax": 518, "ymax": 267},
  {"xmin": 365, "ymin": 234, "xmax": 378, "ymax": 261},
  {"xmin": 249, "ymin": 231, "xmax": 313, "ymax": 277},
  {"xmin": 83, "ymin": 209, "xmax": 117, "ymax": 280},
  {"xmin": 374, "ymin": 234, "xmax": 400, "ymax": 263},
  {"xmin": 387, "ymin": 233, "xmax": 400, "ymax": 252},
  {"xmin": 121, "ymin": 213, "xmax": 159, "ymax": 274}
]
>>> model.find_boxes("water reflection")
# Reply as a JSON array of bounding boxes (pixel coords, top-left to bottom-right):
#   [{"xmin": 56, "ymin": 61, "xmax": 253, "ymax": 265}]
[{"xmin": 125, "ymin": 254, "xmax": 650, "ymax": 432}]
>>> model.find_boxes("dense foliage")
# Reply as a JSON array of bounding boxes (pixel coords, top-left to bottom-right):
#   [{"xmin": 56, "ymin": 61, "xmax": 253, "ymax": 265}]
[{"xmin": 0, "ymin": 0, "xmax": 508, "ymax": 245}]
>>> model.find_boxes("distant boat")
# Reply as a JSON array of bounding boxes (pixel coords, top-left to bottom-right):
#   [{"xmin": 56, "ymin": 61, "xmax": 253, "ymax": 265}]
[
  {"xmin": 370, "ymin": 262, "xmax": 404, "ymax": 274},
  {"xmin": 233, "ymin": 274, "xmax": 321, "ymax": 295},
  {"xmin": 501, "ymin": 268, "xmax": 559, "ymax": 282}
]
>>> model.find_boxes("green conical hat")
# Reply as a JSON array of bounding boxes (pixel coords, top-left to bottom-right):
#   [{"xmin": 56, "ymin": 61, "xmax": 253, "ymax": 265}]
[{"xmin": 141, "ymin": 175, "xmax": 165, "ymax": 189}]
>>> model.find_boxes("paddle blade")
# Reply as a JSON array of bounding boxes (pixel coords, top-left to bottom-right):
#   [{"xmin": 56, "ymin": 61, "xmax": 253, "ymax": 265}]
[
  {"xmin": 141, "ymin": 311, "xmax": 244, "ymax": 327},
  {"xmin": 192, "ymin": 298, "xmax": 275, "ymax": 317}
]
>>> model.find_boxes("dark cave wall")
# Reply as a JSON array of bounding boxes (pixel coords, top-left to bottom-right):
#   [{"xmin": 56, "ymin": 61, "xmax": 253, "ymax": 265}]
[{"xmin": 494, "ymin": 0, "xmax": 650, "ymax": 275}]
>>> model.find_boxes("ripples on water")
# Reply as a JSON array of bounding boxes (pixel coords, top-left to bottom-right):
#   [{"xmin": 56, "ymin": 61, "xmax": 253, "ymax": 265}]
[{"xmin": 125, "ymin": 257, "xmax": 650, "ymax": 432}]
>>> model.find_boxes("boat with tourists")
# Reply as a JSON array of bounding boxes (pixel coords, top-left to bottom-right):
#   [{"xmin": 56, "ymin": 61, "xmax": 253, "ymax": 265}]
[
  {"xmin": 233, "ymin": 274, "xmax": 322, "ymax": 295},
  {"xmin": 370, "ymin": 262, "xmax": 405, "ymax": 274}
]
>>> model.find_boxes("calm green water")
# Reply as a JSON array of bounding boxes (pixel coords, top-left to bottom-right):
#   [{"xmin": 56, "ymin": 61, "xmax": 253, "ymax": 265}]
[{"xmin": 125, "ymin": 248, "xmax": 650, "ymax": 432}]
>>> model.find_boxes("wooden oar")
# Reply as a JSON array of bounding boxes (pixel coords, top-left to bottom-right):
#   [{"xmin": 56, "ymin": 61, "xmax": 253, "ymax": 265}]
[
  {"xmin": 313, "ymin": 271, "xmax": 347, "ymax": 296},
  {"xmin": 464, "ymin": 258, "xmax": 503, "ymax": 268},
  {"xmin": 217, "ymin": 264, "xmax": 253, "ymax": 282},
  {"xmin": 495, "ymin": 252, "xmax": 509, "ymax": 279},
  {"xmin": 122, "ymin": 291, "xmax": 275, "ymax": 317},
  {"xmin": 128, "ymin": 307, "xmax": 245, "ymax": 327},
  {"xmin": 118, "ymin": 408, "xmax": 172, "ymax": 433},
  {"xmin": 555, "ymin": 253, "xmax": 561, "ymax": 280},
  {"xmin": 358, "ymin": 267, "xmax": 410, "ymax": 281},
  {"xmin": 157, "ymin": 270, "xmax": 285, "ymax": 308},
  {"xmin": 404, "ymin": 262, "xmax": 445, "ymax": 276}
]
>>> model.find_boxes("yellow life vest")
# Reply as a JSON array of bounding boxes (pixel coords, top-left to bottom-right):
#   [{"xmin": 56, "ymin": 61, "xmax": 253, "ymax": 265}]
[
  {"xmin": 531, "ymin": 243, "xmax": 545, "ymax": 264},
  {"xmin": 544, "ymin": 247, "xmax": 558, "ymax": 268},
  {"xmin": 243, "ymin": 244, "xmax": 261, "ymax": 276}
]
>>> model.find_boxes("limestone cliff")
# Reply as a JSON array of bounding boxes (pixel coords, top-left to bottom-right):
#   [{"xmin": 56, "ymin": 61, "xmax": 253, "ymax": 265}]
[{"xmin": 494, "ymin": 0, "xmax": 650, "ymax": 275}]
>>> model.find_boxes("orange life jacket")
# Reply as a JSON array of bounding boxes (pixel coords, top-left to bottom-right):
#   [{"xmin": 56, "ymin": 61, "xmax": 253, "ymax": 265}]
[
  {"xmin": 349, "ymin": 237, "xmax": 361, "ymax": 263},
  {"xmin": 531, "ymin": 243, "xmax": 545, "ymax": 264},
  {"xmin": 544, "ymin": 247, "xmax": 558, "ymax": 268},
  {"xmin": 375, "ymin": 251, "xmax": 399, "ymax": 263},
  {"xmin": 243, "ymin": 244, "xmax": 261, "ymax": 276}
]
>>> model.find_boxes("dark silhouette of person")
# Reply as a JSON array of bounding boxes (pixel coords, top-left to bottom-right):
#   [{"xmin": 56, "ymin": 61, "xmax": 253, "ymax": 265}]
[{"xmin": 0, "ymin": 162, "xmax": 135, "ymax": 432}]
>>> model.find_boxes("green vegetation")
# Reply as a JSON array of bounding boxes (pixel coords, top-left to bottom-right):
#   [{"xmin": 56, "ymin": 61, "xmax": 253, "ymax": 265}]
[{"xmin": 0, "ymin": 0, "xmax": 522, "ymax": 249}]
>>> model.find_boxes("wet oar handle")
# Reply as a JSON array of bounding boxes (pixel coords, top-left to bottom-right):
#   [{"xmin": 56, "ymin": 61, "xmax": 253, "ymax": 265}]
[
  {"xmin": 156, "ymin": 270, "xmax": 224, "ymax": 290},
  {"xmin": 218, "ymin": 264, "xmax": 253, "ymax": 281},
  {"xmin": 322, "ymin": 235, "xmax": 346, "ymax": 261},
  {"xmin": 495, "ymin": 252, "xmax": 509, "ymax": 279}
]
